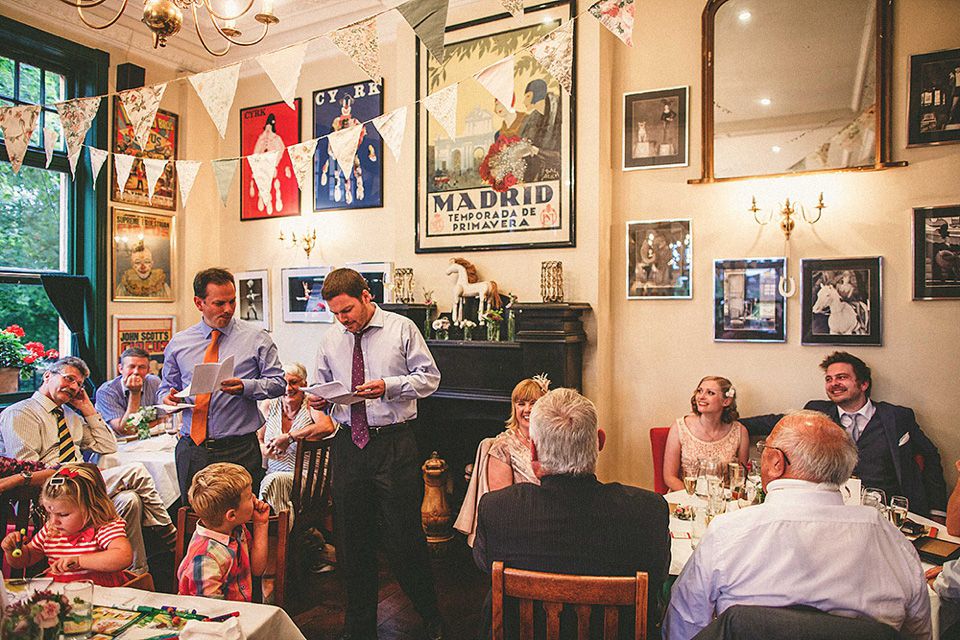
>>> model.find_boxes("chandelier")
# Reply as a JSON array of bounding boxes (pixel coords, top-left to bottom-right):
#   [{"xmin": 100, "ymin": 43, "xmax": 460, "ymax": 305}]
[{"xmin": 57, "ymin": 0, "xmax": 280, "ymax": 56}]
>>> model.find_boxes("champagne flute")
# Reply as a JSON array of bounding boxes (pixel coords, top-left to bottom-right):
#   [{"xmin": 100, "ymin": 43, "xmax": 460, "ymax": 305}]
[
  {"xmin": 728, "ymin": 462, "xmax": 745, "ymax": 501},
  {"xmin": 889, "ymin": 495, "xmax": 909, "ymax": 529},
  {"xmin": 683, "ymin": 474, "xmax": 698, "ymax": 497},
  {"xmin": 697, "ymin": 457, "xmax": 722, "ymax": 497}
]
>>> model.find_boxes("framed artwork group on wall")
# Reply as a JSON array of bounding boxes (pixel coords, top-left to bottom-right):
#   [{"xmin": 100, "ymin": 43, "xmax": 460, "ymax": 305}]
[
  {"xmin": 415, "ymin": 1, "xmax": 575, "ymax": 253},
  {"xmin": 801, "ymin": 256, "xmax": 882, "ymax": 346},
  {"xmin": 235, "ymin": 270, "xmax": 271, "ymax": 331},
  {"xmin": 281, "ymin": 266, "xmax": 333, "ymax": 323},
  {"xmin": 626, "ymin": 219, "xmax": 692, "ymax": 299},
  {"xmin": 907, "ymin": 47, "xmax": 960, "ymax": 147},
  {"xmin": 111, "ymin": 207, "xmax": 175, "ymax": 302},
  {"xmin": 111, "ymin": 100, "xmax": 178, "ymax": 211},
  {"xmin": 714, "ymin": 258, "xmax": 786, "ymax": 342},
  {"xmin": 239, "ymin": 99, "xmax": 302, "ymax": 220},
  {"xmin": 913, "ymin": 204, "xmax": 960, "ymax": 299},
  {"xmin": 622, "ymin": 86, "xmax": 689, "ymax": 170}
]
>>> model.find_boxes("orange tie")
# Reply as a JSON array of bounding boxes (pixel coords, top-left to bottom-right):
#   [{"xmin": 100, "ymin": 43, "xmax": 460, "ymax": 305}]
[{"xmin": 190, "ymin": 329, "xmax": 221, "ymax": 445}]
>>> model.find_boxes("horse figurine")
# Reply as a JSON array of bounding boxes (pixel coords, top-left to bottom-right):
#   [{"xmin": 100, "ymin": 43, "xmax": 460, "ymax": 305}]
[
  {"xmin": 812, "ymin": 284, "xmax": 868, "ymax": 335},
  {"xmin": 445, "ymin": 258, "xmax": 501, "ymax": 324}
]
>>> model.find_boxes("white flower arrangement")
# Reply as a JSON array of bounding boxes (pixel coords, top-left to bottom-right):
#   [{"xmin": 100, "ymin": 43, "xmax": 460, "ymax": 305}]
[
  {"xmin": 459, "ymin": 320, "xmax": 477, "ymax": 330},
  {"xmin": 432, "ymin": 318, "xmax": 451, "ymax": 331}
]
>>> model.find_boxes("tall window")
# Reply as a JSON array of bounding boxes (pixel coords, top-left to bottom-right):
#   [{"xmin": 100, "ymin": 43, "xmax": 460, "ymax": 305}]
[{"xmin": 0, "ymin": 17, "xmax": 108, "ymax": 401}]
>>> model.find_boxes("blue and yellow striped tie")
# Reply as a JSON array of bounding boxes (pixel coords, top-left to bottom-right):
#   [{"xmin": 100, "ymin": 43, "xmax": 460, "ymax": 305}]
[{"xmin": 52, "ymin": 407, "xmax": 77, "ymax": 464}]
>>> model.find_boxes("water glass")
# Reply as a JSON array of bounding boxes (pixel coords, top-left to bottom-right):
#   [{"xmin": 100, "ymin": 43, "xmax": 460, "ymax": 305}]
[
  {"xmin": 683, "ymin": 474, "xmax": 697, "ymax": 497},
  {"xmin": 697, "ymin": 457, "xmax": 723, "ymax": 497},
  {"xmin": 861, "ymin": 487, "xmax": 887, "ymax": 515},
  {"xmin": 690, "ymin": 506, "xmax": 708, "ymax": 549},
  {"xmin": 728, "ymin": 462, "xmax": 745, "ymax": 500},
  {"xmin": 889, "ymin": 495, "xmax": 909, "ymax": 529},
  {"xmin": 63, "ymin": 580, "xmax": 94, "ymax": 639}
]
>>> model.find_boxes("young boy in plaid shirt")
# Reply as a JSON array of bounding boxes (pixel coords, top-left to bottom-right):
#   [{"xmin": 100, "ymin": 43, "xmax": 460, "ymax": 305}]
[{"xmin": 177, "ymin": 463, "xmax": 270, "ymax": 601}]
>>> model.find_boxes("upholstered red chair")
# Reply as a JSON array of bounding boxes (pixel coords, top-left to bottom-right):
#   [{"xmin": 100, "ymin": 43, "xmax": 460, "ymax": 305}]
[{"xmin": 649, "ymin": 427, "xmax": 671, "ymax": 494}]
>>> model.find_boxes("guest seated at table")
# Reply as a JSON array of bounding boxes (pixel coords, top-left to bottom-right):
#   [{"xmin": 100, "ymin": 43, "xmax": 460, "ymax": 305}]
[
  {"xmin": 95, "ymin": 346, "xmax": 161, "ymax": 436},
  {"xmin": 0, "ymin": 456, "xmax": 56, "ymax": 491},
  {"xmin": 178, "ymin": 463, "xmax": 270, "ymax": 601},
  {"xmin": 926, "ymin": 459, "xmax": 960, "ymax": 639},
  {"xmin": 662, "ymin": 376, "xmax": 749, "ymax": 492},
  {"xmin": 474, "ymin": 388, "xmax": 670, "ymax": 639},
  {"xmin": 2, "ymin": 464, "xmax": 133, "ymax": 586},
  {"xmin": 663, "ymin": 411, "xmax": 931, "ymax": 640},
  {"xmin": 454, "ymin": 376, "xmax": 548, "ymax": 546}
]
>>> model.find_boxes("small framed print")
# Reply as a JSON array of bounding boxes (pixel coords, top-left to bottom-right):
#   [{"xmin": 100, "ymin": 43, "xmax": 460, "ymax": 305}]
[
  {"xmin": 235, "ymin": 270, "xmax": 271, "ymax": 331},
  {"xmin": 240, "ymin": 99, "xmax": 302, "ymax": 220},
  {"xmin": 626, "ymin": 219, "xmax": 692, "ymax": 299},
  {"xmin": 345, "ymin": 262, "xmax": 393, "ymax": 304},
  {"xmin": 801, "ymin": 257, "xmax": 882, "ymax": 346},
  {"xmin": 112, "ymin": 315, "xmax": 176, "ymax": 373},
  {"xmin": 913, "ymin": 205, "xmax": 960, "ymax": 299},
  {"xmin": 623, "ymin": 87, "xmax": 688, "ymax": 170},
  {"xmin": 111, "ymin": 207, "xmax": 175, "ymax": 302},
  {"xmin": 907, "ymin": 48, "xmax": 960, "ymax": 147},
  {"xmin": 714, "ymin": 258, "xmax": 786, "ymax": 342},
  {"xmin": 281, "ymin": 266, "xmax": 334, "ymax": 323}
]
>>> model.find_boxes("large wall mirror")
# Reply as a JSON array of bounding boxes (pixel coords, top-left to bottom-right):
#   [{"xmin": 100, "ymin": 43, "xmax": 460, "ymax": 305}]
[{"xmin": 695, "ymin": 0, "xmax": 903, "ymax": 182}]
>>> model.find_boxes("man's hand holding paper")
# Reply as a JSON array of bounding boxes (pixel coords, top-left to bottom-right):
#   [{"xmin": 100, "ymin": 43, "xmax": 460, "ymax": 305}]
[{"xmin": 304, "ymin": 380, "xmax": 366, "ymax": 406}]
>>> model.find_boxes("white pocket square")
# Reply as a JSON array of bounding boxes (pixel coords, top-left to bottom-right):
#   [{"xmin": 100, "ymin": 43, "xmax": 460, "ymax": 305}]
[{"xmin": 898, "ymin": 432, "xmax": 910, "ymax": 446}]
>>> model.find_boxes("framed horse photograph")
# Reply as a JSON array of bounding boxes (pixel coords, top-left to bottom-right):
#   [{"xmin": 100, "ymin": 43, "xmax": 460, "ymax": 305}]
[
  {"xmin": 801, "ymin": 257, "xmax": 882, "ymax": 346},
  {"xmin": 626, "ymin": 219, "xmax": 692, "ymax": 299}
]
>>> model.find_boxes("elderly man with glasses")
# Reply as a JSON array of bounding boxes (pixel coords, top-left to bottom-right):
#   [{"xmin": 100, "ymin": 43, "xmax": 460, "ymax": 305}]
[{"xmin": 663, "ymin": 410, "xmax": 931, "ymax": 640}]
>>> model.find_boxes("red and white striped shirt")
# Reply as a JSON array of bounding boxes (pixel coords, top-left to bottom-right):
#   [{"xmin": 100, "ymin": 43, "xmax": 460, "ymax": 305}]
[{"xmin": 27, "ymin": 517, "xmax": 128, "ymax": 586}]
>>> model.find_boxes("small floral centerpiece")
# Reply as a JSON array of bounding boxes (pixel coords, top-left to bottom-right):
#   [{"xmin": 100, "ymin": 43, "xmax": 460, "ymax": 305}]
[
  {"xmin": 459, "ymin": 319, "xmax": 477, "ymax": 341},
  {"xmin": 503, "ymin": 293, "xmax": 519, "ymax": 341},
  {"xmin": 0, "ymin": 325, "xmax": 59, "ymax": 380},
  {"xmin": 673, "ymin": 504, "xmax": 694, "ymax": 521},
  {"xmin": 422, "ymin": 288, "xmax": 438, "ymax": 338},
  {"xmin": 2, "ymin": 589, "xmax": 73, "ymax": 640},
  {"xmin": 124, "ymin": 405, "xmax": 159, "ymax": 439},
  {"xmin": 482, "ymin": 309, "xmax": 503, "ymax": 342},
  {"xmin": 431, "ymin": 317, "xmax": 451, "ymax": 340}
]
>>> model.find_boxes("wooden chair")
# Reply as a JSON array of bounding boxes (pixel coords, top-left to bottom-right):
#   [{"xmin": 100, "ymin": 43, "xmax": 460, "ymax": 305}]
[
  {"xmin": 0, "ymin": 485, "xmax": 45, "ymax": 579},
  {"xmin": 492, "ymin": 561, "xmax": 649, "ymax": 640},
  {"xmin": 291, "ymin": 436, "xmax": 333, "ymax": 531},
  {"xmin": 649, "ymin": 427, "xmax": 671, "ymax": 494},
  {"xmin": 174, "ymin": 506, "xmax": 289, "ymax": 607},
  {"xmin": 120, "ymin": 570, "xmax": 155, "ymax": 591}
]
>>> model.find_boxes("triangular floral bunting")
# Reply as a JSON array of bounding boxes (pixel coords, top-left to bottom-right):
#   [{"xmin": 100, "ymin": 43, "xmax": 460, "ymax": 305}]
[
  {"xmin": 55, "ymin": 97, "xmax": 101, "ymax": 176},
  {"xmin": 474, "ymin": 55, "xmax": 516, "ymax": 113},
  {"xmin": 43, "ymin": 127, "xmax": 57, "ymax": 168},
  {"xmin": 89, "ymin": 147, "xmax": 108, "ymax": 185},
  {"xmin": 118, "ymin": 84, "xmax": 167, "ymax": 149},
  {"xmin": 526, "ymin": 21, "xmax": 574, "ymax": 94},
  {"xmin": 143, "ymin": 157, "xmax": 168, "ymax": 203},
  {"xmin": 212, "ymin": 158, "xmax": 239, "ymax": 206},
  {"xmin": 499, "ymin": 0, "xmax": 524, "ymax": 18},
  {"xmin": 189, "ymin": 64, "xmax": 241, "ymax": 138},
  {"xmin": 371, "ymin": 106, "xmax": 408, "ymax": 162},
  {"xmin": 326, "ymin": 125, "xmax": 364, "ymax": 179},
  {"xmin": 589, "ymin": 0, "xmax": 634, "ymax": 47},
  {"xmin": 286, "ymin": 139, "xmax": 319, "ymax": 191},
  {"xmin": 329, "ymin": 16, "xmax": 381, "ymax": 83},
  {"xmin": 247, "ymin": 150, "xmax": 283, "ymax": 212},
  {"xmin": 396, "ymin": 0, "xmax": 449, "ymax": 64},
  {"xmin": 0, "ymin": 105, "xmax": 41, "ymax": 174},
  {"xmin": 422, "ymin": 84, "xmax": 458, "ymax": 139},
  {"xmin": 113, "ymin": 153, "xmax": 136, "ymax": 194},
  {"xmin": 257, "ymin": 43, "xmax": 308, "ymax": 108},
  {"xmin": 175, "ymin": 160, "xmax": 202, "ymax": 208}
]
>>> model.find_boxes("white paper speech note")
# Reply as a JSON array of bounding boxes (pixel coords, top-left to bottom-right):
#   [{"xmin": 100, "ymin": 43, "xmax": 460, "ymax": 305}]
[
  {"xmin": 146, "ymin": 403, "xmax": 195, "ymax": 414},
  {"xmin": 303, "ymin": 380, "xmax": 365, "ymax": 406},
  {"xmin": 175, "ymin": 355, "xmax": 235, "ymax": 397}
]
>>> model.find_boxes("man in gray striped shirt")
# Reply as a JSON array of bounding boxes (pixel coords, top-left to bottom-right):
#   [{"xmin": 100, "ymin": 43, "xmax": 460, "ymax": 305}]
[{"xmin": 0, "ymin": 356, "xmax": 175, "ymax": 574}]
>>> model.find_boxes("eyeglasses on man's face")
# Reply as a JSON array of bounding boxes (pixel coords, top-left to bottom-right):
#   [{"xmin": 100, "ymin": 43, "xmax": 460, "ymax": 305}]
[{"xmin": 756, "ymin": 441, "xmax": 791, "ymax": 467}]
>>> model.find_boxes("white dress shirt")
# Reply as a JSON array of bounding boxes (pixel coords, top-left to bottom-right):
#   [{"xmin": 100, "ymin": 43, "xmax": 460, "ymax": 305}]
[
  {"xmin": 837, "ymin": 398, "xmax": 876, "ymax": 441},
  {"xmin": 663, "ymin": 478, "xmax": 931, "ymax": 640},
  {"xmin": 935, "ymin": 560, "xmax": 960, "ymax": 602},
  {"xmin": 0, "ymin": 392, "xmax": 118, "ymax": 463}
]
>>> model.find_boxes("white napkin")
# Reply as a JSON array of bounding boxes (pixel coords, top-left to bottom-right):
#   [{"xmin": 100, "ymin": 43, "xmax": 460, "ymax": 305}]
[{"xmin": 179, "ymin": 617, "xmax": 246, "ymax": 640}]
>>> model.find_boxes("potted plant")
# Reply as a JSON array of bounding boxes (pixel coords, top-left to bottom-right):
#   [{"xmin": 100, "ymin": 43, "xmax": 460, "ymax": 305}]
[
  {"xmin": 0, "ymin": 325, "xmax": 59, "ymax": 393},
  {"xmin": 431, "ymin": 317, "xmax": 451, "ymax": 340}
]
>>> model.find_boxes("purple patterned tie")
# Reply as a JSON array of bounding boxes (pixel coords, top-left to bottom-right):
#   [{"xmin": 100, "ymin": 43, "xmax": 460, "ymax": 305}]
[{"xmin": 350, "ymin": 329, "xmax": 370, "ymax": 449}]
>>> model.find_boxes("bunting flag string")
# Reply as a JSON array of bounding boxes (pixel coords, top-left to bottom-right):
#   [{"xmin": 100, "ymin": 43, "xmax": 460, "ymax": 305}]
[
  {"xmin": 113, "ymin": 153, "xmax": 136, "ymax": 195},
  {"xmin": 526, "ymin": 21, "xmax": 575, "ymax": 94},
  {"xmin": 257, "ymin": 43, "xmax": 308, "ymax": 108},
  {"xmin": 371, "ymin": 106, "xmax": 408, "ymax": 163},
  {"xmin": 286, "ymin": 139, "xmax": 319, "ymax": 191},
  {"xmin": 473, "ymin": 55, "xmax": 516, "ymax": 113},
  {"xmin": 589, "ymin": 0, "xmax": 634, "ymax": 47},
  {"xmin": 118, "ymin": 84, "xmax": 167, "ymax": 149},
  {"xmin": 396, "ymin": 0, "xmax": 450, "ymax": 64},
  {"xmin": 329, "ymin": 16, "xmax": 382, "ymax": 83},
  {"xmin": 0, "ymin": 105, "xmax": 41, "ymax": 174},
  {"xmin": 56, "ymin": 96, "xmax": 101, "ymax": 177},
  {"xmin": 88, "ymin": 147, "xmax": 108, "ymax": 185},
  {"xmin": 175, "ymin": 159, "xmax": 203, "ymax": 208},
  {"xmin": 212, "ymin": 157, "xmax": 240, "ymax": 206},
  {"xmin": 422, "ymin": 84, "xmax": 458, "ymax": 139},
  {"xmin": 143, "ymin": 157, "xmax": 168, "ymax": 203},
  {"xmin": 326, "ymin": 125, "xmax": 364, "ymax": 179},
  {"xmin": 190, "ymin": 64, "xmax": 241, "ymax": 138},
  {"xmin": 247, "ymin": 150, "xmax": 284, "ymax": 210},
  {"xmin": 43, "ymin": 128, "xmax": 57, "ymax": 168}
]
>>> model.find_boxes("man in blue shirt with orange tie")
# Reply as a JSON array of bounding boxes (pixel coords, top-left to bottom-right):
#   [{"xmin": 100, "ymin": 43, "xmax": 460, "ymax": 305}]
[{"xmin": 160, "ymin": 267, "xmax": 285, "ymax": 500}]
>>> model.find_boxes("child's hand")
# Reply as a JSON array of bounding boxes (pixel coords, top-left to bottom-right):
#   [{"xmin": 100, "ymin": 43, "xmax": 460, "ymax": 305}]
[
  {"xmin": 252, "ymin": 498, "xmax": 270, "ymax": 526},
  {"xmin": 1, "ymin": 529, "xmax": 23, "ymax": 554},
  {"xmin": 49, "ymin": 556, "xmax": 80, "ymax": 574}
]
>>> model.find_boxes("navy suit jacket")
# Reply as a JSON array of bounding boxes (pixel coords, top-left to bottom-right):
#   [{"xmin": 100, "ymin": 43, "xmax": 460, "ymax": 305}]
[{"xmin": 741, "ymin": 400, "xmax": 947, "ymax": 516}]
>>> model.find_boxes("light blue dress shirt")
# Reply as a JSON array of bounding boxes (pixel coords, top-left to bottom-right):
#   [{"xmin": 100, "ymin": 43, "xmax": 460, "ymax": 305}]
[
  {"xmin": 315, "ymin": 304, "xmax": 440, "ymax": 427},
  {"xmin": 95, "ymin": 374, "xmax": 162, "ymax": 424},
  {"xmin": 159, "ymin": 318, "xmax": 285, "ymax": 439}
]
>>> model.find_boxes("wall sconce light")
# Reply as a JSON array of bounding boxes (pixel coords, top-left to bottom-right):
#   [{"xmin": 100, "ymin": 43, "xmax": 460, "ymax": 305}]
[
  {"xmin": 749, "ymin": 193, "xmax": 827, "ymax": 297},
  {"xmin": 278, "ymin": 228, "xmax": 317, "ymax": 260}
]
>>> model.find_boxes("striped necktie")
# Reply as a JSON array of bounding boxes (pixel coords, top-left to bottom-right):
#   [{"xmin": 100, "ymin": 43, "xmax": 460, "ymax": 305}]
[
  {"xmin": 191, "ymin": 329, "xmax": 221, "ymax": 445},
  {"xmin": 52, "ymin": 407, "xmax": 77, "ymax": 463}
]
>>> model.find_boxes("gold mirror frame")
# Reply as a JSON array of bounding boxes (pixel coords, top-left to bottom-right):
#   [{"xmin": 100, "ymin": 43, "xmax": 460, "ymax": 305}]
[{"xmin": 691, "ymin": 0, "xmax": 905, "ymax": 184}]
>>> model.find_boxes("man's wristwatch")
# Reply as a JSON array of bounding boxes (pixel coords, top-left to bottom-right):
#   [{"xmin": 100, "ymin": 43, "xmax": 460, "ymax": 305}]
[{"xmin": 19, "ymin": 470, "xmax": 33, "ymax": 485}]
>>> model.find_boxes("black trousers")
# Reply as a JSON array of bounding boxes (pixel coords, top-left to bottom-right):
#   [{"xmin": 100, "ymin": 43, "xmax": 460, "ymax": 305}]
[
  {"xmin": 175, "ymin": 432, "xmax": 264, "ymax": 502},
  {"xmin": 330, "ymin": 425, "xmax": 440, "ymax": 637}
]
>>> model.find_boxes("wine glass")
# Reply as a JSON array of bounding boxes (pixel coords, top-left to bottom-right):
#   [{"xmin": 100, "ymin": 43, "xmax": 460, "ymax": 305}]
[
  {"xmin": 683, "ymin": 471, "xmax": 698, "ymax": 497},
  {"xmin": 889, "ymin": 495, "xmax": 909, "ymax": 529},
  {"xmin": 861, "ymin": 487, "xmax": 887, "ymax": 514}
]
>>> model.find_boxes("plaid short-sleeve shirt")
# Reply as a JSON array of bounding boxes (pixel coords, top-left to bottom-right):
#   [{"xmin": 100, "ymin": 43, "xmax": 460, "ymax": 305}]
[{"xmin": 176, "ymin": 523, "xmax": 253, "ymax": 602}]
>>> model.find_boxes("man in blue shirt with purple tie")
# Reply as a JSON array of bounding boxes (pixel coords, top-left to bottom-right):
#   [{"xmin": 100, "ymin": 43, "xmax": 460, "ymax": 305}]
[
  {"xmin": 160, "ymin": 268, "xmax": 285, "ymax": 500},
  {"xmin": 310, "ymin": 268, "xmax": 443, "ymax": 640}
]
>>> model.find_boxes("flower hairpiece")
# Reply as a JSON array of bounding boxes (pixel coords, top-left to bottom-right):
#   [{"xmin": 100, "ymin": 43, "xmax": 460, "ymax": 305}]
[
  {"xmin": 532, "ymin": 373, "xmax": 551, "ymax": 394},
  {"xmin": 725, "ymin": 386, "xmax": 736, "ymax": 399}
]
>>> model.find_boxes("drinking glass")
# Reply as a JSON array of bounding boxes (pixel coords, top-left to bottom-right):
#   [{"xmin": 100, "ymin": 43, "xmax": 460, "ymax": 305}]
[
  {"xmin": 63, "ymin": 579, "xmax": 94, "ymax": 639},
  {"xmin": 861, "ymin": 487, "xmax": 887, "ymax": 514},
  {"xmin": 683, "ymin": 473, "xmax": 697, "ymax": 497},
  {"xmin": 889, "ymin": 495, "xmax": 909, "ymax": 528},
  {"xmin": 690, "ymin": 506, "xmax": 707, "ymax": 549},
  {"xmin": 728, "ymin": 462, "xmax": 745, "ymax": 500},
  {"xmin": 697, "ymin": 457, "xmax": 723, "ymax": 497}
]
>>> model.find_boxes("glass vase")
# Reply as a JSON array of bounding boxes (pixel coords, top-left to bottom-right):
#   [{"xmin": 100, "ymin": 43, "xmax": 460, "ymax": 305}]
[
  {"xmin": 423, "ymin": 314, "xmax": 431, "ymax": 339},
  {"xmin": 486, "ymin": 322, "xmax": 501, "ymax": 342},
  {"xmin": 507, "ymin": 311, "xmax": 516, "ymax": 342},
  {"xmin": 436, "ymin": 329, "xmax": 448, "ymax": 340},
  {"xmin": 463, "ymin": 328, "xmax": 473, "ymax": 341}
]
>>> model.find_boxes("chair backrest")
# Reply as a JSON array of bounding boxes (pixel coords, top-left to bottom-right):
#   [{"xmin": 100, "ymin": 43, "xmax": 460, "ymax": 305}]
[
  {"xmin": 120, "ymin": 570, "xmax": 155, "ymax": 591},
  {"xmin": 649, "ymin": 427, "xmax": 671, "ymax": 494},
  {"xmin": 174, "ymin": 506, "xmax": 289, "ymax": 607},
  {"xmin": 492, "ymin": 561, "xmax": 648, "ymax": 640},
  {"xmin": 0, "ymin": 485, "xmax": 45, "ymax": 579},
  {"xmin": 292, "ymin": 437, "xmax": 333, "ymax": 530},
  {"xmin": 690, "ymin": 604, "xmax": 906, "ymax": 640}
]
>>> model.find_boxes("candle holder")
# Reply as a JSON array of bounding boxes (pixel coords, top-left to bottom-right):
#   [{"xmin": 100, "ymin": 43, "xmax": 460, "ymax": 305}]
[{"xmin": 541, "ymin": 261, "xmax": 564, "ymax": 302}]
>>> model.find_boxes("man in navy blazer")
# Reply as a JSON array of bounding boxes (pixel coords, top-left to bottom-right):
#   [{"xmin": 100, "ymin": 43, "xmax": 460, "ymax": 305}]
[{"xmin": 741, "ymin": 351, "xmax": 946, "ymax": 518}]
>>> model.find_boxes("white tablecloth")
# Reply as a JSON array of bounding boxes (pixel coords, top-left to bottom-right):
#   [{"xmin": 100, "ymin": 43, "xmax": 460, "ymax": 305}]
[{"xmin": 100, "ymin": 434, "xmax": 180, "ymax": 508}]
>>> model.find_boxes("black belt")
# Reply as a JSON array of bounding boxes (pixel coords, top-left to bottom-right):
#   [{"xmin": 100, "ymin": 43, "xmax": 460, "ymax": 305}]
[
  {"xmin": 366, "ymin": 422, "xmax": 407, "ymax": 437},
  {"xmin": 197, "ymin": 432, "xmax": 257, "ymax": 450}
]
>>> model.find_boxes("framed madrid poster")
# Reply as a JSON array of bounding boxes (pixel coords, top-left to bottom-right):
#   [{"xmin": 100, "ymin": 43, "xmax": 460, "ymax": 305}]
[
  {"xmin": 239, "ymin": 99, "xmax": 301, "ymax": 220},
  {"xmin": 111, "ymin": 100, "xmax": 178, "ymax": 211},
  {"xmin": 313, "ymin": 80, "xmax": 384, "ymax": 211},
  {"xmin": 415, "ymin": 1, "xmax": 575, "ymax": 252}
]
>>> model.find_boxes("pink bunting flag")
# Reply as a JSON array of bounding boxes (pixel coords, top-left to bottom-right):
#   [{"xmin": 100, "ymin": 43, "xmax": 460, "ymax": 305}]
[
  {"xmin": 247, "ymin": 150, "xmax": 283, "ymax": 212},
  {"xmin": 43, "ymin": 128, "xmax": 57, "ymax": 168},
  {"xmin": 0, "ymin": 105, "xmax": 41, "ymax": 174},
  {"xmin": 113, "ymin": 153, "xmax": 136, "ymax": 194},
  {"xmin": 371, "ymin": 106, "xmax": 408, "ymax": 162},
  {"xmin": 329, "ymin": 16, "xmax": 381, "ymax": 83},
  {"xmin": 286, "ymin": 139, "xmax": 319, "ymax": 191},
  {"xmin": 118, "ymin": 84, "xmax": 167, "ymax": 150},
  {"xmin": 326, "ymin": 125, "xmax": 364, "ymax": 179},
  {"xmin": 175, "ymin": 160, "xmax": 203, "ymax": 209},
  {"xmin": 422, "ymin": 84, "xmax": 458, "ymax": 139},
  {"xmin": 589, "ymin": 0, "xmax": 635, "ymax": 47},
  {"xmin": 257, "ymin": 43, "xmax": 308, "ymax": 108},
  {"xmin": 474, "ymin": 55, "xmax": 516, "ymax": 113},
  {"xmin": 89, "ymin": 147, "xmax": 108, "ymax": 185},
  {"xmin": 55, "ymin": 97, "xmax": 101, "ymax": 176},
  {"xmin": 189, "ymin": 64, "xmax": 241, "ymax": 138},
  {"xmin": 142, "ymin": 157, "xmax": 168, "ymax": 203},
  {"xmin": 526, "ymin": 21, "xmax": 574, "ymax": 94}
]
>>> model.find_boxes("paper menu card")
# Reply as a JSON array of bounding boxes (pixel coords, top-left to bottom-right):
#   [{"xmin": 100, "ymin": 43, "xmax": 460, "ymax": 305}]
[
  {"xmin": 146, "ymin": 403, "xmax": 195, "ymax": 414},
  {"xmin": 841, "ymin": 477, "xmax": 862, "ymax": 505},
  {"xmin": 175, "ymin": 355, "xmax": 235, "ymax": 398},
  {"xmin": 303, "ymin": 380, "xmax": 365, "ymax": 405}
]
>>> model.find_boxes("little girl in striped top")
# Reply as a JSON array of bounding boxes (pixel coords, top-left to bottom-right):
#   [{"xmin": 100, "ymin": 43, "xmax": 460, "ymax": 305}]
[{"xmin": 1, "ymin": 463, "xmax": 133, "ymax": 586}]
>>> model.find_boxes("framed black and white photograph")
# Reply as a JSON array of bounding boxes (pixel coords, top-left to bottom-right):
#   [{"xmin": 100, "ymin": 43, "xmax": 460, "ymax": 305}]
[
  {"xmin": 908, "ymin": 48, "xmax": 960, "ymax": 147},
  {"xmin": 281, "ymin": 266, "xmax": 334, "ymax": 323},
  {"xmin": 626, "ymin": 219, "xmax": 692, "ymax": 299},
  {"xmin": 235, "ymin": 270, "xmax": 271, "ymax": 331},
  {"xmin": 623, "ymin": 87, "xmax": 688, "ymax": 170},
  {"xmin": 345, "ymin": 262, "xmax": 393, "ymax": 304},
  {"xmin": 714, "ymin": 258, "xmax": 786, "ymax": 342},
  {"xmin": 913, "ymin": 205, "xmax": 960, "ymax": 299},
  {"xmin": 801, "ymin": 257, "xmax": 882, "ymax": 346}
]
